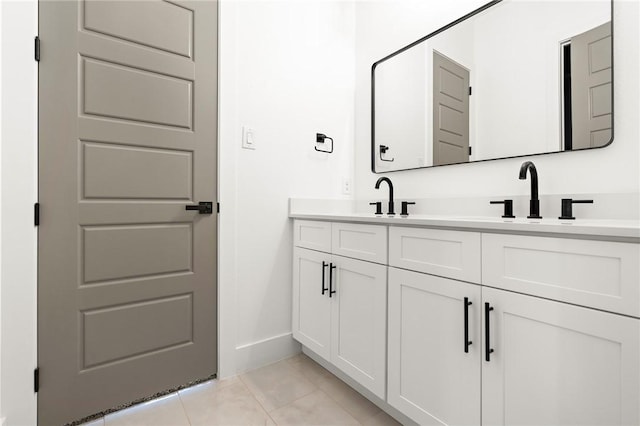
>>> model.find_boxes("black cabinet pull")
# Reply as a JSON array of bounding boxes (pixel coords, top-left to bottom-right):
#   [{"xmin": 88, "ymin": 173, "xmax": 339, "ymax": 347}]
[
  {"xmin": 321, "ymin": 261, "xmax": 328, "ymax": 295},
  {"xmin": 485, "ymin": 302, "xmax": 494, "ymax": 362},
  {"xmin": 464, "ymin": 297, "xmax": 472, "ymax": 353},
  {"xmin": 329, "ymin": 263, "xmax": 337, "ymax": 298}
]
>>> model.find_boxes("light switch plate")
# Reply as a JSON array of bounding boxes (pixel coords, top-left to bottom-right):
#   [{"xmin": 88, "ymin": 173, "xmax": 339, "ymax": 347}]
[{"xmin": 242, "ymin": 126, "xmax": 256, "ymax": 150}]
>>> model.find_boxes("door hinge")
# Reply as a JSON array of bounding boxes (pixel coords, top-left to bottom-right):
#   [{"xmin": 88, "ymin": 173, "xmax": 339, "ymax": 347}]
[
  {"xmin": 217, "ymin": 202, "xmax": 220, "ymax": 213},
  {"xmin": 469, "ymin": 146, "xmax": 472, "ymax": 155},
  {"xmin": 469, "ymin": 86, "xmax": 472, "ymax": 96},
  {"xmin": 34, "ymin": 36, "xmax": 40, "ymax": 62},
  {"xmin": 34, "ymin": 368, "xmax": 39, "ymax": 393},
  {"xmin": 34, "ymin": 203, "xmax": 40, "ymax": 226}
]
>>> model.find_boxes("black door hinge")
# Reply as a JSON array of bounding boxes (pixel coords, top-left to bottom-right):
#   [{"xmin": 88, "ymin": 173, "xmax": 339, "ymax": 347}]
[
  {"xmin": 217, "ymin": 202, "xmax": 220, "ymax": 213},
  {"xmin": 34, "ymin": 368, "xmax": 40, "ymax": 393},
  {"xmin": 35, "ymin": 36, "xmax": 40, "ymax": 62},
  {"xmin": 469, "ymin": 146, "xmax": 472, "ymax": 155},
  {"xmin": 469, "ymin": 86, "xmax": 472, "ymax": 96},
  {"xmin": 34, "ymin": 203, "xmax": 40, "ymax": 226}
]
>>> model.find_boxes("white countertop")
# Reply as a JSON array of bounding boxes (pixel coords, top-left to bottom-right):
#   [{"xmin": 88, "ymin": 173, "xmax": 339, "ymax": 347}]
[{"xmin": 289, "ymin": 211, "xmax": 640, "ymax": 242}]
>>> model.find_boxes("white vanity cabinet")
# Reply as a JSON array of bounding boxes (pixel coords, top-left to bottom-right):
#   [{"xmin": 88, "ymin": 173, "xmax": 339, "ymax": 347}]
[
  {"xmin": 292, "ymin": 220, "xmax": 388, "ymax": 399},
  {"xmin": 292, "ymin": 217, "xmax": 640, "ymax": 425},
  {"xmin": 385, "ymin": 227, "xmax": 640, "ymax": 426},
  {"xmin": 387, "ymin": 267, "xmax": 482, "ymax": 425},
  {"xmin": 386, "ymin": 227, "xmax": 482, "ymax": 424},
  {"xmin": 292, "ymin": 247, "xmax": 332, "ymax": 359},
  {"xmin": 481, "ymin": 286, "xmax": 640, "ymax": 426}
]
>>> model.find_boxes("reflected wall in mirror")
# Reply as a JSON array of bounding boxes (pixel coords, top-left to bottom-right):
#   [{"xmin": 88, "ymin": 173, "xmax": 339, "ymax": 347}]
[{"xmin": 372, "ymin": 0, "xmax": 613, "ymax": 172}]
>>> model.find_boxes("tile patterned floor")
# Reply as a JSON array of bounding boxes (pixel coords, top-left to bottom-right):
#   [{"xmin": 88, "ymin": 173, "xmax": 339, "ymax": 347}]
[{"xmin": 81, "ymin": 354, "xmax": 401, "ymax": 426}]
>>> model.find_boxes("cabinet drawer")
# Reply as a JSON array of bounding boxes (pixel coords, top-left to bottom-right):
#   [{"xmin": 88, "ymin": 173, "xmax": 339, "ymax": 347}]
[
  {"xmin": 331, "ymin": 222, "xmax": 387, "ymax": 264},
  {"xmin": 294, "ymin": 220, "xmax": 331, "ymax": 252},
  {"xmin": 482, "ymin": 233, "xmax": 640, "ymax": 317},
  {"xmin": 389, "ymin": 227, "xmax": 481, "ymax": 283}
]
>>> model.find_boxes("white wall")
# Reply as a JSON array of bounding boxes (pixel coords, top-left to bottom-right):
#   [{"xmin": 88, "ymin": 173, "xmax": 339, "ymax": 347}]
[
  {"xmin": 355, "ymin": 0, "xmax": 639, "ymax": 205},
  {"xmin": 218, "ymin": 0, "xmax": 355, "ymax": 375},
  {"xmin": 0, "ymin": 1, "xmax": 39, "ymax": 425},
  {"xmin": 0, "ymin": 2, "xmax": 3, "ymax": 421}
]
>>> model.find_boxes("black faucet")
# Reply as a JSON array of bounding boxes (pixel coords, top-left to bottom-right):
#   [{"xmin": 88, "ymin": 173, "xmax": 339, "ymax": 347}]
[
  {"xmin": 519, "ymin": 161, "xmax": 541, "ymax": 219},
  {"xmin": 375, "ymin": 177, "xmax": 395, "ymax": 215}
]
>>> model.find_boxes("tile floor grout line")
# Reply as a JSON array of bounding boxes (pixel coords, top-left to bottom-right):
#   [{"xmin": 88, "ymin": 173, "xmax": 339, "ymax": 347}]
[
  {"xmin": 265, "ymin": 410, "xmax": 278, "ymax": 425},
  {"xmin": 237, "ymin": 374, "xmax": 284, "ymax": 424},
  {"xmin": 176, "ymin": 388, "xmax": 194, "ymax": 426},
  {"xmin": 317, "ymin": 388, "xmax": 366, "ymax": 426},
  {"xmin": 268, "ymin": 383, "xmax": 319, "ymax": 415},
  {"xmin": 320, "ymin": 384, "xmax": 379, "ymax": 426},
  {"xmin": 262, "ymin": 385, "xmax": 319, "ymax": 416},
  {"xmin": 238, "ymin": 360, "xmax": 324, "ymax": 423},
  {"xmin": 290, "ymin": 355, "xmax": 381, "ymax": 425}
]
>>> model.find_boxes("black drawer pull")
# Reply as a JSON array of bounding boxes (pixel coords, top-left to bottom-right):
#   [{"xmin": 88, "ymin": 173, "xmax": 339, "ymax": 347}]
[
  {"xmin": 464, "ymin": 297, "xmax": 472, "ymax": 353},
  {"xmin": 321, "ymin": 261, "xmax": 328, "ymax": 295},
  {"xmin": 329, "ymin": 263, "xmax": 337, "ymax": 297},
  {"xmin": 485, "ymin": 302, "xmax": 494, "ymax": 362}
]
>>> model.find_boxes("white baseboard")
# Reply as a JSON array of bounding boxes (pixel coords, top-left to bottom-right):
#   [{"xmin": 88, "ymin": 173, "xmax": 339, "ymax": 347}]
[
  {"xmin": 235, "ymin": 332, "xmax": 301, "ymax": 373},
  {"xmin": 1, "ymin": 416, "xmax": 5, "ymax": 426},
  {"xmin": 302, "ymin": 347, "xmax": 418, "ymax": 426}
]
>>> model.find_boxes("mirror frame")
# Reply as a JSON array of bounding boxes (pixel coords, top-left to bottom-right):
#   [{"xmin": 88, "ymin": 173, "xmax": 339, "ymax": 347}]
[{"xmin": 371, "ymin": 0, "xmax": 614, "ymax": 173}]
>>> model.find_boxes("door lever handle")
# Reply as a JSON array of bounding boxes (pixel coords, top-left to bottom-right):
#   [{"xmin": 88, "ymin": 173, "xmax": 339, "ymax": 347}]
[{"xmin": 185, "ymin": 201, "xmax": 213, "ymax": 214}]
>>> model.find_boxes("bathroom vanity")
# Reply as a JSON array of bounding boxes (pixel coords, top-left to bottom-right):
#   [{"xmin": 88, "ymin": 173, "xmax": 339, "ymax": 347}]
[
  {"xmin": 290, "ymin": 212, "xmax": 639, "ymax": 425},
  {"xmin": 291, "ymin": 0, "xmax": 633, "ymax": 423}
]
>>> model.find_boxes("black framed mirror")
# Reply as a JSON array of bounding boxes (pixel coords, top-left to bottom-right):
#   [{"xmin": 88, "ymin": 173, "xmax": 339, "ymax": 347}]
[{"xmin": 372, "ymin": 0, "xmax": 613, "ymax": 173}]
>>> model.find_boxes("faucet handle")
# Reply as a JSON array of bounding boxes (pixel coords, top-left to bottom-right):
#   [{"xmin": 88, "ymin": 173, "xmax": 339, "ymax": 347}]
[
  {"xmin": 401, "ymin": 201, "xmax": 416, "ymax": 217},
  {"xmin": 490, "ymin": 200, "xmax": 515, "ymax": 218},
  {"xmin": 369, "ymin": 202, "xmax": 383, "ymax": 215},
  {"xmin": 559, "ymin": 198, "xmax": 593, "ymax": 220}
]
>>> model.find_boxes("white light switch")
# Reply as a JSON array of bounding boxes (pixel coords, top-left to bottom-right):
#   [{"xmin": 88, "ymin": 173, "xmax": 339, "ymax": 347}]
[{"xmin": 242, "ymin": 126, "xmax": 256, "ymax": 150}]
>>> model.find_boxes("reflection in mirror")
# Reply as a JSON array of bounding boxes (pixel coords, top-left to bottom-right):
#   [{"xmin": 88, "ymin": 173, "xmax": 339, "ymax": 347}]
[{"xmin": 372, "ymin": 0, "xmax": 612, "ymax": 172}]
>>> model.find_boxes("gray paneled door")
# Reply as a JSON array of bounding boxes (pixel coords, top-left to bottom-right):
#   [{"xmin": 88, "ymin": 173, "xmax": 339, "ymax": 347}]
[
  {"xmin": 432, "ymin": 51, "xmax": 470, "ymax": 166},
  {"xmin": 571, "ymin": 22, "xmax": 612, "ymax": 149},
  {"xmin": 38, "ymin": 1, "xmax": 217, "ymax": 424}
]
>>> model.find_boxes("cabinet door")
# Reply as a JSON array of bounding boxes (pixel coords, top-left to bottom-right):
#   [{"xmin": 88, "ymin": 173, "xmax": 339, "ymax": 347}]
[
  {"xmin": 292, "ymin": 247, "xmax": 331, "ymax": 360},
  {"xmin": 330, "ymin": 255, "xmax": 387, "ymax": 399},
  {"xmin": 388, "ymin": 267, "xmax": 481, "ymax": 425},
  {"xmin": 482, "ymin": 287, "xmax": 640, "ymax": 426}
]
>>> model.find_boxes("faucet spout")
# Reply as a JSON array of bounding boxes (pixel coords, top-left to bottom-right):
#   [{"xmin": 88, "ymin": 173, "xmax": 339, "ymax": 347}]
[
  {"xmin": 519, "ymin": 161, "xmax": 539, "ymax": 200},
  {"xmin": 518, "ymin": 161, "xmax": 541, "ymax": 218},
  {"xmin": 375, "ymin": 177, "xmax": 395, "ymax": 215}
]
